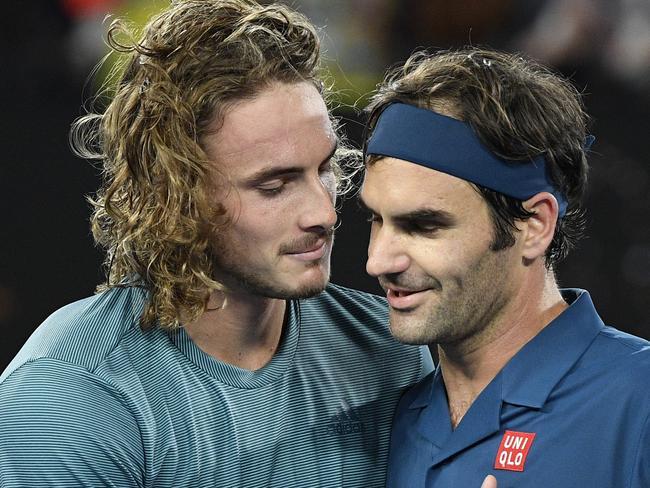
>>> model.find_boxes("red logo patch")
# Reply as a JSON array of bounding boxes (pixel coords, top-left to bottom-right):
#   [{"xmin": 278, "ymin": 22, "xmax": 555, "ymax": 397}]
[{"xmin": 494, "ymin": 430, "xmax": 536, "ymax": 472}]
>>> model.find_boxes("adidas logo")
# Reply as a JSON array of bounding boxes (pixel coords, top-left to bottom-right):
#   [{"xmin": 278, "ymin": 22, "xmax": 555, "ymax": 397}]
[{"xmin": 321, "ymin": 399, "xmax": 365, "ymax": 436}]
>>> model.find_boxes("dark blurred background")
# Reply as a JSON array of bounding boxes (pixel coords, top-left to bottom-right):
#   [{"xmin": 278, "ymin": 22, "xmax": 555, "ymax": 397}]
[{"xmin": 2, "ymin": 0, "xmax": 649, "ymax": 370}]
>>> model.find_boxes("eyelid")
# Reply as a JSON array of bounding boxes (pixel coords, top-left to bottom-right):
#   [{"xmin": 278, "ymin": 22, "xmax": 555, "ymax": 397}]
[
  {"xmin": 257, "ymin": 179, "xmax": 284, "ymax": 190},
  {"xmin": 254, "ymin": 171, "xmax": 301, "ymax": 191},
  {"xmin": 402, "ymin": 220, "xmax": 440, "ymax": 233}
]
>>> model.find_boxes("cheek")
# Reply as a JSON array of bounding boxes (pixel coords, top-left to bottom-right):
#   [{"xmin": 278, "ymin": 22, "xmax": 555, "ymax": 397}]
[
  {"xmin": 228, "ymin": 217, "xmax": 273, "ymax": 246},
  {"xmin": 414, "ymin": 238, "xmax": 487, "ymax": 280},
  {"xmin": 230, "ymin": 198, "xmax": 289, "ymax": 246}
]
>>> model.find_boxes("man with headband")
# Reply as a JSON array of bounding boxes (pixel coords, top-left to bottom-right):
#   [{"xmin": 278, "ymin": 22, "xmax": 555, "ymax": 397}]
[{"xmin": 360, "ymin": 47, "xmax": 650, "ymax": 487}]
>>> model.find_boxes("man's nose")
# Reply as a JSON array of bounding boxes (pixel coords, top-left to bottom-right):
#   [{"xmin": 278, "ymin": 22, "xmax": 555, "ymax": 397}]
[
  {"xmin": 298, "ymin": 176, "xmax": 337, "ymax": 232},
  {"xmin": 366, "ymin": 226, "xmax": 410, "ymax": 277}
]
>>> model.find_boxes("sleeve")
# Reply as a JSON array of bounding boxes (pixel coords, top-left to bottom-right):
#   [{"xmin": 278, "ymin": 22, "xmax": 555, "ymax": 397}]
[
  {"xmin": 630, "ymin": 407, "xmax": 650, "ymax": 488},
  {"xmin": 0, "ymin": 358, "xmax": 145, "ymax": 487}
]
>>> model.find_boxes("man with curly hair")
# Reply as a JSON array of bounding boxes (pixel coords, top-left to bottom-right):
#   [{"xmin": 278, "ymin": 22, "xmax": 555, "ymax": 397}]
[
  {"xmin": 0, "ymin": 1, "xmax": 431, "ymax": 486},
  {"xmin": 361, "ymin": 47, "xmax": 650, "ymax": 487}
]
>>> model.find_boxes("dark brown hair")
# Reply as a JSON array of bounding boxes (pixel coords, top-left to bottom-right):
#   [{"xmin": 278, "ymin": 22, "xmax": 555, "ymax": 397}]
[{"xmin": 365, "ymin": 47, "xmax": 590, "ymax": 266}]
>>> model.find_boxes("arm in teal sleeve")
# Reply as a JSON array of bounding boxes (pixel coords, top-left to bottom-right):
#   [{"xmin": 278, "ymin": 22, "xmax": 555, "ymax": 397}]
[{"xmin": 0, "ymin": 358, "xmax": 145, "ymax": 487}]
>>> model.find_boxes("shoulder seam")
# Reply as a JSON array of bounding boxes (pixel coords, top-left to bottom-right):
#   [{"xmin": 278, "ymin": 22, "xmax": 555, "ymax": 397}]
[{"xmin": 597, "ymin": 328, "xmax": 650, "ymax": 352}]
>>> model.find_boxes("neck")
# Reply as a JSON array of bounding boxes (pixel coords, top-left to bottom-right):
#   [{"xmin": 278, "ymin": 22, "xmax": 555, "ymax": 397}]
[
  {"xmin": 183, "ymin": 290, "xmax": 287, "ymax": 371},
  {"xmin": 439, "ymin": 268, "xmax": 567, "ymax": 428}
]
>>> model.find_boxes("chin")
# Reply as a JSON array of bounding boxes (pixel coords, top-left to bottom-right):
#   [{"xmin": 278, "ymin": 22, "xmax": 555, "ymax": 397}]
[
  {"xmin": 263, "ymin": 270, "xmax": 329, "ymax": 300},
  {"xmin": 265, "ymin": 282, "xmax": 327, "ymax": 300},
  {"xmin": 293, "ymin": 263, "xmax": 330, "ymax": 292},
  {"xmin": 290, "ymin": 284, "xmax": 328, "ymax": 299},
  {"xmin": 290, "ymin": 274, "xmax": 330, "ymax": 298},
  {"xmin": 388, "ymin": 317, "xmax": 432, "ymax": 345}
]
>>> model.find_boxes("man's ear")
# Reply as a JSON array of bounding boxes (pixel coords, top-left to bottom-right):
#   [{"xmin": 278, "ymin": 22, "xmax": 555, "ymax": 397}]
[{"xmin": 520, "ymin": 192, "xmax": 559, "ymax": 261}]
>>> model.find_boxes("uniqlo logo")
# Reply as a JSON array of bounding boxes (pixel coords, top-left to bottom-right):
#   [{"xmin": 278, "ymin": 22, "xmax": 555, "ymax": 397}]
[{"xmin": 494, "ymin": 430, "xmax": 536, "ymax": 472}]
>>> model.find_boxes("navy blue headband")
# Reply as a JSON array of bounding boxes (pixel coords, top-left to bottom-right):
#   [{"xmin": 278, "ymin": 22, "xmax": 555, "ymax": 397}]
[{"xmin": 366, "ymin": 103, "xmax": 593, "ymax": 217}]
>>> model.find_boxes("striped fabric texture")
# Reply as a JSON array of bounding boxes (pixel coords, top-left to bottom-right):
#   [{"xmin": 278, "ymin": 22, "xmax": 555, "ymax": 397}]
[{"xmin": 0, "ymin": 284, "xmax": 432, "ymax": 487}]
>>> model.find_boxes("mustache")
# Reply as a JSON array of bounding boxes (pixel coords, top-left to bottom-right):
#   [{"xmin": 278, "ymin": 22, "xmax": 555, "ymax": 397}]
[
  {"xmin": 279, "ymin": 228, "xmax": 335, "ymax": 254},
  {"xmin": 378, "ymin": 273, "xmax": 440, "ymax": 292}
]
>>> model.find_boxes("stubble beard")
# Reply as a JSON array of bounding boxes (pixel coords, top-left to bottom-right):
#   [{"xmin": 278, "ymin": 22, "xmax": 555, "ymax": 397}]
[
  {"xmin": 388, "ymin": 247, "xmax": 513, "ymax": 348},
  {"xmin": 210, "ymin": 244, "xmax": 332, "ymax": 300}
]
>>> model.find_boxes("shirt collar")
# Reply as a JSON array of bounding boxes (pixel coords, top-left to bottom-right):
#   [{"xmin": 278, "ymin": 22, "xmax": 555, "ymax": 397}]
[
  {"xmin": 409, "ymin": 367, "xmax": 437, "ymax": 409},
  {"xmin": 501, "ymin": 288, "xmax": 604, "ymax": 408},
  {"xmin": 408, "ymin": 289, "xmax": 605, "ymax": 410}
]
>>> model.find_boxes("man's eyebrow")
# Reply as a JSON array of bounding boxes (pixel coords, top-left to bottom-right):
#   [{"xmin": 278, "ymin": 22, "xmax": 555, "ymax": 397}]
[
  {"xmin": 358, "ymin": 198, "xmax": 455, "ymax": 226},
  {"xmin": 394, "ymin": 209, "xmax": 456, "ymax": 227},
  {"xmin": 245, "ymin": 141, "xmax": 338, "ymax": 185}
]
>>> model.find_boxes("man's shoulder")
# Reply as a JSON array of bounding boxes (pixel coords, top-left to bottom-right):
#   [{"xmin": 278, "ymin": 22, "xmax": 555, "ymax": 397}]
[
  {"xmin": 299, "ymin": 283, "xmax": 434, "ymax": 386},
  {"xmin": 0, "ymin": 354, "xmax": 146, "ymax": 486},
  {"xmin": 2, "ymin": 286, "xmax": 148, "ymax": 381},
  {"xmin": 591, "ymin": 324, "xmax": 650, "ymax": 367},
  {"xmin": 299, "ymin": 283, "xmax": 395, "ymax": 339},
  {"xmin": 580, "ymin": 324, "xmax": 650, "ymax": 396},
  {"xmin": 562, "ymin": 289, "xmax": 650, "ymax": 384},
  {"xmin": 304, "ymin": 283, "xmax": 387, "ymax": 317},
  {"xmin": 301, "ymin": 282, "xmax": 432, "ymax": 366},
  {"xmin": 597, "ymin": 324, "xmax": 650, "ymax": 351},
  {"xmin": 0, "ymin": 287, "xmax": 151, "ymax": 482}
]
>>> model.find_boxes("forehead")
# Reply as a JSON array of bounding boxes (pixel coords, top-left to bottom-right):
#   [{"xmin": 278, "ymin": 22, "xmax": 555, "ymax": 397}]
[
  {"xmin": 362, "ymin": 157, "xmax": 484, "ymax": 214},
  {"xmin": 203, "ymin": 82, "xmax": 334, "ymax": 174}
]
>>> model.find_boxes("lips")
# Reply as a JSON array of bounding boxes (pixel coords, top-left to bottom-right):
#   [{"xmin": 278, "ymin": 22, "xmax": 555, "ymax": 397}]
[
  {"xmin": 390, "ymin": 289, "xmax": 418, "ymax": 297},
  {"xmin": 285, "ymin": 239, "xmax": 328, "ymax": 261},
  {"xmin": 386, "ymin": 287, "xmax": 430, "ymax": 309},
  {"xmin": 291, "ymin": 239, "xmax": 326, "ymax": 254}
]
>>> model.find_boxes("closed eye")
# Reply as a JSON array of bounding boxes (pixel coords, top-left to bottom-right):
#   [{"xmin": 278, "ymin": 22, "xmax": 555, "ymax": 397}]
[
  {"xmin": 257, "ymin": 179, "xmax": 285, "ymax": 194},
  {"xmin": 399, "ymin": 219, "xmax": 441, "ymax": 234},
  {"xmin": 395, "ymin": 211, "xmax": 455, "ymax": 235},
  {"xmin": 392, "ymin": 209, "xmax": 455, "ymax": 235},
  {"xmin": 256, "ymin": 174, "xmax": 300, "ymax": 197}
]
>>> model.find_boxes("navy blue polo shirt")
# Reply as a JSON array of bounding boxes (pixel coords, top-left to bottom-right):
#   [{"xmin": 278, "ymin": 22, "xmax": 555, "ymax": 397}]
[{"xmin": 387, "ymin": 289, "xmax": 650, "ymax": 487}]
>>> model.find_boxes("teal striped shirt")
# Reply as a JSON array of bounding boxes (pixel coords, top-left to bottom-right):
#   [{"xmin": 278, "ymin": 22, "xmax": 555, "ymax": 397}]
[{"xmin": 0, "ymin": 284, "xmax": 432, "ymax": 487}]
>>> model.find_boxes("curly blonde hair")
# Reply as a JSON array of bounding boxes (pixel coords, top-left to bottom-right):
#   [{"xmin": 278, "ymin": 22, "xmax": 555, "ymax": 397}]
[{"xmin": 71, "ymin": 0, "xmax": 354, "ymax": 329}]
